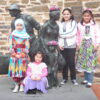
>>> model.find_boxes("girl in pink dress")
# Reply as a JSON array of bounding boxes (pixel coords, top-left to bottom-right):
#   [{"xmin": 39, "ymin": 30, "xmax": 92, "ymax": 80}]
[
  {"xmin": 23, "ymin": 51, "xmax": 48, "ymax": 94},
  {"xmin": 76, "ymin": 9, "xmax": 100, "ymax": 87}
]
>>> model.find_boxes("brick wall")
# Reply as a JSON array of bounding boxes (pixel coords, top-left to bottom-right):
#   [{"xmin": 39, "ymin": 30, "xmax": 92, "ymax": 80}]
[{"xmin": 0, "ymin": 0, "xmax": 100, "ymax": 55}]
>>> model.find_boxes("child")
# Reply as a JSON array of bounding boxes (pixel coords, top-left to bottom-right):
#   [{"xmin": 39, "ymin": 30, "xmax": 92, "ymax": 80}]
[
  {"xmin": 23, "ymin": 51, "xmax": 48, "ymax": 94},
  {"xmin": 8, "ymin": 19, "xmax": 30, "ymax": 92},
  {"xmin": 58, "ymin": 8, "xmax": 78, "ymax": 85},
  {"xmin": 76, "ymin": 8, "xmax": 99, "ymax": 87}
]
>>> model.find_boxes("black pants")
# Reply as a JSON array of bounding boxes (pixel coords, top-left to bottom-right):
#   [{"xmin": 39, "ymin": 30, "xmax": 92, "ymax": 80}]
[{"xmin": 61, "ymin": 48, "xmax": 76, "ymax": 80}]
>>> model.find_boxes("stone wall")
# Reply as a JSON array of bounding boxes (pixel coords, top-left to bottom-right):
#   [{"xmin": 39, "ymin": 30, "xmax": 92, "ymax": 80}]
[{"xmin": 0, "ymin": 0, "xmax": 100, "ymax": 55}]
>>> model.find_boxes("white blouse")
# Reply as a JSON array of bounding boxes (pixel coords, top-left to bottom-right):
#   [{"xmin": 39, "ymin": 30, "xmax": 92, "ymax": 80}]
[{"xmin": 58, "ymin": 20, "xmax": 77, "ymax": 48}]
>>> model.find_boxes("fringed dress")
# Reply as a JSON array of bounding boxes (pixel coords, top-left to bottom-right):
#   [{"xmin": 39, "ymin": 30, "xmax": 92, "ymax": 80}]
[{"xmin": 8, "ymin": 35, "xmax": 29, "ymax": 78}]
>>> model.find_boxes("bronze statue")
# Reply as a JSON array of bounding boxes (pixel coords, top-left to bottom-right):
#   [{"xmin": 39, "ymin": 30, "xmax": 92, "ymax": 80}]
[
  {"xmin": 8, "ymin": 4, "xmax": 41, "ymax": 59},
  {"xmin": 39, "ymin": 6, "xmax": 65, "ymax": 88},
  {"xmin": 8, "ymin": 4, "xmax": 40, "ymax": 37}
]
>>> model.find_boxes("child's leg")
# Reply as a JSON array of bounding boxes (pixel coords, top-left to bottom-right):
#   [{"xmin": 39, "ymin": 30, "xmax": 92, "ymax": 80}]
[
  {"xmin": 84, "ymin": 72, "xmax": 88, "ymax": 82},
  {"xmin": 85, "ymin": 72, "xmax": 93, "ymax": 87},
  {"xmin": 12, "ymin": 77, "xmax": 20, "ymax": 92},
  {"xmin": 81, "ymin": 72, "xmax": 88, "ymax": 84},
  {"xmin": 19, "ymin": 77, "xmax": 24, "ymax": 92},
  {"xmin": 37, "ymin": 77, "xmax": 48, "ymax": 93},
  {"xmin": 87, "ymin": 72, "xmax": 93, "ymax": 84}
]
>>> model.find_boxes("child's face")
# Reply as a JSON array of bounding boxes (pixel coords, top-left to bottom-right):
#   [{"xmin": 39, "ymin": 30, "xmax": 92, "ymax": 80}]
[
  {"xmin": 83, "ymin": 12, "xmax": 92, "ymax": 23},
  {"xmin": 16, "ymin": 24, "xmax": 23, "ymax": 31},
  {"xmin": 34, "ymin": 53, "xmax": 43, "ymax": 63},
  {"xmin": 62, "ymin": 10, "xmax": 71, "ymax": 21}
]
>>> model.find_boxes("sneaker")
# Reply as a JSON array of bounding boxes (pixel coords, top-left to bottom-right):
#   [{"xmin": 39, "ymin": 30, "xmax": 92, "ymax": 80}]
[
  {"xmin": 19, "ymin": 84, "xmax": 24, "ymax": 92},
  {"xmin": 12, "ymin": 84, "xmax": 19, "ymax": 93},
  {"xmin": 72, "ymin": 80, "xmax": 78, "ymax": 85},
  {"xmin": 81, "ymin": 80, "xmax": 87, "ymax": 85},
  {"xmin": 60, "ymin": 79, "xmax": 67, "ymax": 85},
  {"xmin": 86, "ymin": 83, "xmax": 92, "ymax": 88}
]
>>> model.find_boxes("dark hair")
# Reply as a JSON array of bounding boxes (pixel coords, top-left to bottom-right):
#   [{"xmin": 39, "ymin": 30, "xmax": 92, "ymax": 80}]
[
  {"xmin": 61, "ymin": 8, "xmax": 74, "ymax": 22},
  {"xmin": 81, "ymin": 10, "xmax": 95, "ymax": 25},
  {"xmin": 30, "ymin": 51, "xmax": 44, "ymax": 62}
]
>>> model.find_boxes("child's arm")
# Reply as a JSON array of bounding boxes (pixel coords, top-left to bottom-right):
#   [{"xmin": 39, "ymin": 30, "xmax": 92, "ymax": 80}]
[
  {"xmin": 66, "ymin": 22, "xmax": 77, "ymax": 38},
  {"xmin": 95, "ymin": 24, "xmax": 100, "ymax": 46},
  {"xmin": 27, "ymin": 63, "xmax": 37, "ymax": 80},
  {"xmin": 59, "ymin": 21, "xmax": 77, "ymax": 38},
  {"xmin": 24, "ymin": 39, "xmax": 30, "ymax": 54},
  {"xmin": 93, "ymin": 24, "xmax": 100, "ymax": 51},
  {"xmin": 26, "ymin": 66, "xmax": 36, "ymax": 80},
  {"xmin": 58, "ymin": 37, "xmax": 64, "ymax": 50},
  {"xmin": 35, "ymin": 68, "xmax": 48, "ymax": 81},
  {"xmin": 9, "ymin": 35, "xmax": 13, "ymax": 52},
  {"xmin": 9, "ymin": 35, "xmax": 16, "ymax": 57},
  {"xmin": 76, "ymin": 26, "xmax": 81, "ymax": 50},
  {"xmin": 26, "ymin": 66, "xmax": 32, "ymax": 77},
  {"xmin": 40, "ymin": 68, "xmax": 48, "ymax": 78}
]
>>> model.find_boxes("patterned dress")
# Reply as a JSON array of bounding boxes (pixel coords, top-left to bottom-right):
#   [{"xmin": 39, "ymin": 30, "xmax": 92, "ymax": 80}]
[
  {"xmin": 8, "ymin": 35, "xmax": 29, "ymax": 78},
  {"xmin": 76, "ymin": 35, "xmax": 98, "ymax": 73}
]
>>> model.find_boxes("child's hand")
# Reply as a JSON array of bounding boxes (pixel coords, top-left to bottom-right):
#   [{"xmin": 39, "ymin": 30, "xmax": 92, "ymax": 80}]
[
  {"xmin": 30, "ymin": 75, "xmax": 36, "ymax": 80},
  {"xmin": 16, "ymin": 54, "xmax": 21, "ymax": 58},
  {"xmin": 11, "ymin": 52, "xmax": 16, "ymax": 57},
  {"xmin": 76, "ymin": 45, "xmax": 80, "ymax": 51},
  {"xmin": 94, "ymin": 46, "xmax": 98, "ymax": 51},
  {"xmin": 36, "ymin": 76, "xmax": 41, "ymax": 81},
  {"xmin": 59, "ymin": 46, "xmax": 64, "ymax": 51}
]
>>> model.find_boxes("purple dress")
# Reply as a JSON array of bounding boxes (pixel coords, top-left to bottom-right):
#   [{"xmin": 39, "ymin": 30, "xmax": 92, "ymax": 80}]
[{"xmin": 23, "ymin": 62, "xmax": 48, "ymax": 93}]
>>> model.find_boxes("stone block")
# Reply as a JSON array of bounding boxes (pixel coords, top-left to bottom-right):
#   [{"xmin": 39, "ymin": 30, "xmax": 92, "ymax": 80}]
[
  {"xmin": 0, "ymin": 47, "xmax": 9, "ymax": 50},
  {"xmin": 0, "ymin": 55, "xmax": 10, "ymax": 75},
  {"xmin": 21, "ymin": 0, "xmax": 29, "ymax": 4},
  {"xmin": 0, "ymin": 16, "xmax": 4, "ymax": 21},
  {"xmin": 8, "ymin": 0, "xmax": 20, "ymax": 4},
  {"xmin": 64, "ymin": 2, "xmax": 82, "ymax": 7},
  {"xmin": 0, "ymin": 1, "xmax": 6, "ymax": 5},
  {"xmin": 40, "ymin": 0, "xmax": 50, "ymax": 3},
  {"xmin": 0, "ymin": 30, "xmax": 9, "ymax": 34},
  {"xmin": 0, "ymin": 41, "xmax": 7, "ymax": 45},
  {"xmin": 0, "ymin": 37, "xmax": 7, "ymax": 40},
  {"xmin": 71, "ymin": 6, "xmax": 82, "ymax": 22},
  {"xmin": 80, "ymin": 0, "xmax": 96, "ymax": 1},
  {"xmin": 85, "ymin": 2, "xmax": 100, "ymax": 8},
  {"xmin": 30, "ymin": 1, "xmax": 41, "ymax": 5},
  {"xmin": 57, "ymin": 1, "xmax": 63, "ymax": 6},
  {"xmin": 0, "ymin": 9, "xmax": 3, "ymax": 12},
  {"xmin": 4, "ymin": 16, "xmax": 12, "ymax": 21},
  {"xmin": 64, "ymin": 0, "xmax": 77, "ymax": 2},
  {"xmin": 94, "ymin": 14, "xmax": 100, "ymax": 17},
  {"xmin": 33, "ymin": 15, "xmax": 43, "ymax": 23},
  {"xmin": 26, "ymin": 5, "xmax": 48, "ymax": 12}
]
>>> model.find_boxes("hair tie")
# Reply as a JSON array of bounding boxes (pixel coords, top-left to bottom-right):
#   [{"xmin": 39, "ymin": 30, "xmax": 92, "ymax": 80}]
[{"xmin": 84, "ymin": 8, "xmax": 92, "ymax": 11}]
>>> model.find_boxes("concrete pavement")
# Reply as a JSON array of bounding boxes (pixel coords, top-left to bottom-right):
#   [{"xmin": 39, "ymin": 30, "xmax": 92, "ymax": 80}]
[{"xmin": 0, "ymin": 76, "xmax": 97, "ymax": 100}]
